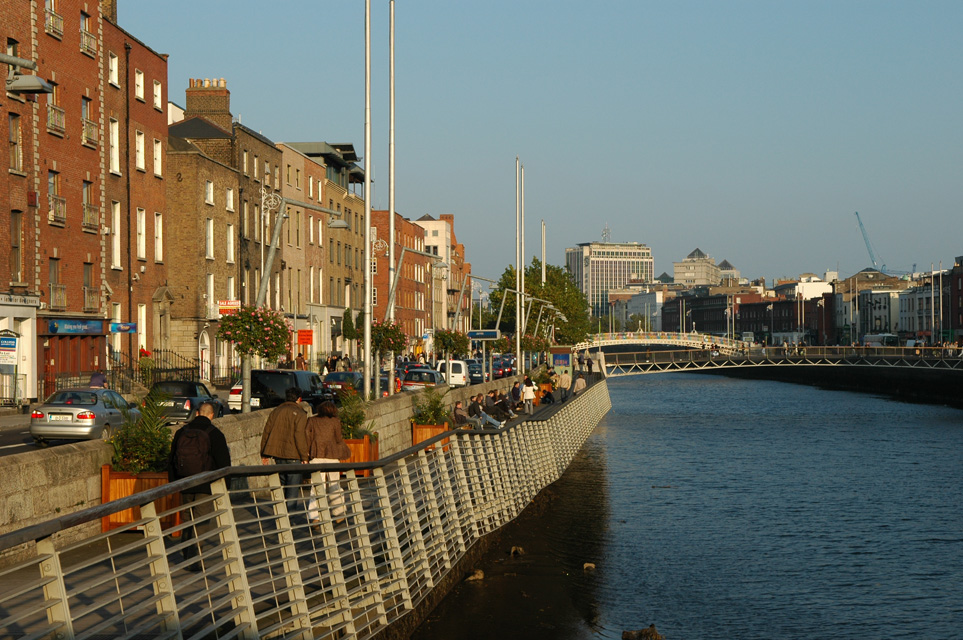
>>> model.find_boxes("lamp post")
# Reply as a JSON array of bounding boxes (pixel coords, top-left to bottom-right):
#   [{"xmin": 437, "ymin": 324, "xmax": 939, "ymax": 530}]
[{"xmin": 362, "ymin": 0, "xmax": 373, "ymax": 400}]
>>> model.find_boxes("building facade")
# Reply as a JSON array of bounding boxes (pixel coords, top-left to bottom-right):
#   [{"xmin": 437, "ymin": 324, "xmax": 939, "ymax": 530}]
[
  {"xmin": 673, "ymin": 248, "xmax": 720, "ymax": 287},
  {"xmin": 565, "ymin": 241, "xmax": 654, "ymax": 317}
]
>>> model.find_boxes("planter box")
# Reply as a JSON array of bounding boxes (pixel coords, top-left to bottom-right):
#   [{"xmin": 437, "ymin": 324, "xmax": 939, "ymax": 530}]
[
  {"xmin": 536, "ymin": 382, "xmax": 554, "ymax": 406},
  {"xmin": 100, "ymin": 464, "xmax": 181, "ymax": 533},
  {"xmin": 412, "ymin": 422, "xmax": 450, "ymax": 451},
  {"xmin": 342, "ymin": 435, "xmax": 380, "ymax": 477}
]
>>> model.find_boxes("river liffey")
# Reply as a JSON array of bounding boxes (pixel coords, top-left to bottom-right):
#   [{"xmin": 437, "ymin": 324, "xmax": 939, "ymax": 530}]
[{"xmin": 413, "ymin": 374, "xmax": 963, "ymax": 639}]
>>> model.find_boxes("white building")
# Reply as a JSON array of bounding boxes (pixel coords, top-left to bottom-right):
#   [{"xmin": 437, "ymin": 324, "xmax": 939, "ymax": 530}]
[{"xmin": 565, "ymin": 241, "xmax": 654, "ymax": 317}]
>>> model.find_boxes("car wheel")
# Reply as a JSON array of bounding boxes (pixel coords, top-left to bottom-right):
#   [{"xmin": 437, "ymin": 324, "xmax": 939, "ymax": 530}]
[
  {"xmin": 101, "ymin": 424, "xmax": 112, "ymax": 440},
  {"xmin": 33, "ymin": 437, "xmax": 48, "ymax": 448}
]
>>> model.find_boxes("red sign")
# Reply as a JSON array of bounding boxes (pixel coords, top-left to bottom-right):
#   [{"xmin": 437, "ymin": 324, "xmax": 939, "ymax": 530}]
[
  {"xmin": 297, "ymin": 329, "xmax": 313, "ymax": 345},
  {"xmin": 218, "ymin": 300, "xmax": 240, "ymax": 316}
]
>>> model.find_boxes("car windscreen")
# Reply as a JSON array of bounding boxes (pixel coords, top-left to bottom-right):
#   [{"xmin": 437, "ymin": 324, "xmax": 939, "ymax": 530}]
[
  {"xmin": 47, "ymin": 391, "xmax": 98, "ymax": 406},
  {"xmin": 151, "ymin": 382, "xmax": 195, "ymax": 396},
  {"xmin": 252, "ymin": 372, "xmax": 294, "ymax": 401},
  {"xmin": 325, "ymin": 372, "xmax": 357, "ymax": 382}
]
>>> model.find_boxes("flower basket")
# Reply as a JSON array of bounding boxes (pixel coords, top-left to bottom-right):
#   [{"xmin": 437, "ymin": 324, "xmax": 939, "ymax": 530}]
[{"xmin": 100, "ymin": 464, "xmax": 180, "ymax": 533}]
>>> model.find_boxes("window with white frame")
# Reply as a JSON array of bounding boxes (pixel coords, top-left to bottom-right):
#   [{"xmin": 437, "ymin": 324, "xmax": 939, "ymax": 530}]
[
  {"xmin": 309, "ymin": 266, "xmax": 315, "ymax": 303},
  {"xmin": 154, "ymin": 212, "xmax": 163, "ymax": 261},
  {"xmin": 206, "ymin": 273, "xmax": 214, "ymax": 317},
  {"xmin": 111, "ymin": 303, "xmax": 121, "ymax": 354},
  {"xmin": 242, "ymin": 150, "xmax": 248, "ymax": 174},
  {"xmin": 152, "ymin": 80, "xmax": 162, "ymax": 110},
  {"xmin": 108, "ymin": 52, "xmax": 119, "ymax": 86},
  {"xmin": 253, "ymin": 155, "xmax": 259, "ymax": 181},
  {"xmin": 226, "ymin": 223, "xmax": 235, "ymax": 263},
  {"xmin": 109, "ymin": 119, "xmax": 120, "ymax": 173},
  {"xmin": 137, "ymin": 304, "xmax": 147, "ymax": 349},
  {"xmin": 308, "ymin": 215, "xmax": 314, "ymax": 244},
  {"xmin": 153, "ymin": 139, "xmax": 162, "ymax": 176},
  {"xmin": 242, "ymin": 201, "xmax": 249, "ymax": 238},
  {"xmin": 111, "ymin": 202, "xmax": 121, "ymax": 268},
  {"xmin": 227, "ymin": 275, "xmax": 235, "ymax": 300},
  {"xmin": 205, "ymin": 218, "xmax": 214, "ymax": 259},
  {"xmin": 136, "ymin": 208, "xmax": 146, "ymax": 259},
  {"xmin": 135, "ymin": 131, "xmax": 145, "ymax": 170},
  {"xmin": 205, "ymin": 181, "xmax": 213, "ymax": 204},
  {"xmin": 134, "ymin": 69, "xmax": 144, "ymax": 101},
  {"xmin": 308, "ymin": 176, "xmax": 313, "ymax": 198},
  {"xmin": 226, "ymin": 188, "xmax": 234, "ymax": 211},
  {"xmin": 372, "ymin": 288, "xmax": 378, "ymax": 307}
]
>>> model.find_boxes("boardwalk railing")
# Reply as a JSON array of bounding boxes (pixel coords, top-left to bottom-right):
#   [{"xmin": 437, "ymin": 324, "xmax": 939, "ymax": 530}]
[{"xmin": 0, "ymin": 379, "xmax": 611, "ymax": 640}]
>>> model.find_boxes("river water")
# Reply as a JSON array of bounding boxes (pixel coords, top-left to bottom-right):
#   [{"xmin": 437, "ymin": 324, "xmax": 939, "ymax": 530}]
[{"xmin": 413, "ymin": 373, "xmax": 963, "ymax": 639}]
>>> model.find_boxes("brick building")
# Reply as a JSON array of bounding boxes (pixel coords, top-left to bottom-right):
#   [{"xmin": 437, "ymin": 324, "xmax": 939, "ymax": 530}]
[
  {"xmin": 101, "ymin": 17, "xmax": 170, "ymax": 365},
  {"xmin": 370, "ymin": 210, "xmax": 431, "ymax": 354}
]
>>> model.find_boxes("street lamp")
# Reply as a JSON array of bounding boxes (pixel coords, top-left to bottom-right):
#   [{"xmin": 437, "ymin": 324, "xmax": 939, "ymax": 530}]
[{"xmin": 1, "ymin": 53, "xmax": 53, "ymax": 94}]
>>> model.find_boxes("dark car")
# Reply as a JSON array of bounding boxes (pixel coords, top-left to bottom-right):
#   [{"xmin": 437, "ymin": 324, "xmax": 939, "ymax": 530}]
[
  {"xmin": 321, "ymin": 371, "xmax": 364, "ymax": 402},
  {"xmin": 145, "ymin": 380, "xmax": 227, "ymax": 423},
  {"xmin": 468, "ymin": 362, "xmax": 486, "ymax": 385},
  {"xmin": 491, "ymin": 359, "xmax": 506, "ymax": 379},
  {"xmin": 228, "ymin": 369, "xmax": 324, "ymax": 412}
]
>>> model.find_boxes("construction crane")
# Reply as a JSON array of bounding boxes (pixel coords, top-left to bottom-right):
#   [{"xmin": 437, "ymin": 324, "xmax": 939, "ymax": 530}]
[
  {"xmin": 854, "ymin": 212, "xmax": 915, "ymax": 276},
  {"xmin": 854, "ymin": 211, "xmax": 880, "ymax": 270}
]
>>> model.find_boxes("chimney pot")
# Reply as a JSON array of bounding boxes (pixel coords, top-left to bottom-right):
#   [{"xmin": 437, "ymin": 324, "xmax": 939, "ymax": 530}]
[
  {"xmin": 219, "ymin": 78, "xmax": 226, "ymax": 88},
  {"xmin": 204, "ymin": 78, "xmax": 211, "ymax": 88}
]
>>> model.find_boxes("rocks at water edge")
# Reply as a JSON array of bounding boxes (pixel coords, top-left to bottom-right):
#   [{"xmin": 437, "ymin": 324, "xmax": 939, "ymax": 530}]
[{"xmin": 622, "ymin": 624, "xmax": 664, "ymax": 640}]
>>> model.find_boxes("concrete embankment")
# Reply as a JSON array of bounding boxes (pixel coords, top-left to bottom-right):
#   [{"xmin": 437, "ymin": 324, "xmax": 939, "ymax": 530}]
[{"xmin": 701, "ymin": 365, "xmax": 963, "ymax": 408}]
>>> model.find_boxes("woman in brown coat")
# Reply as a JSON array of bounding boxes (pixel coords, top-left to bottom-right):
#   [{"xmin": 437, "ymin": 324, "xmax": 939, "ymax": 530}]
[{"xmin": 305, "ymin": 401, "xmax": 351, "ymax": 524}]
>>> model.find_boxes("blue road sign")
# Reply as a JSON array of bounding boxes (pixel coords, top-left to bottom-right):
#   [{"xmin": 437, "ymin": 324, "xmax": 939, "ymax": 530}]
[{"xmin": 467, "ymin": 330, "xmax": 501, "ymax": 340}]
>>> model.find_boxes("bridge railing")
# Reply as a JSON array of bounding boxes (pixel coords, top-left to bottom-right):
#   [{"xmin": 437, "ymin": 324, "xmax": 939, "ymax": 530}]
[
  {"xmin": 576, "ymin": 331, "xmax": 748, "ymax": 354},
  {"xmin": 0, "ymin": 380, "xmax": 611, "ymax": 640}
]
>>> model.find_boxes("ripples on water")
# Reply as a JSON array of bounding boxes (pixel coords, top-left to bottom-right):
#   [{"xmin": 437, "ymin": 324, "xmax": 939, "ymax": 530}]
[
  {"xmin": 581, "ymin": 375, "xmax": 963, "ymax": 639},
  {"xmin": 414, "ymin": 374, "xmax": 963, "ymax": 640}
]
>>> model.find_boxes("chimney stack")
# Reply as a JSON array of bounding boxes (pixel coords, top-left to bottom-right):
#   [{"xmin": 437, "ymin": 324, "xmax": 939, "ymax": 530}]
[{"xmin": 184, "ymin": 77, "xmax": 232, "ymax": 132}]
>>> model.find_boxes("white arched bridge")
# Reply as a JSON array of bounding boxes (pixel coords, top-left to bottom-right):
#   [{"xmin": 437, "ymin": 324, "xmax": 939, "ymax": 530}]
[{"xmin": 570, "ymin": 334, "xmax": 963, "ymax": 376}]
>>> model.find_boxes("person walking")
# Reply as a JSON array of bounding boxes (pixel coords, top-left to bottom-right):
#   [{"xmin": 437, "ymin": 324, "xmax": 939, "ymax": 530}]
[
  {"xmin": 168, "ymin": 402, "xmax": 231, "ymax": 571},
  {"xmin": 586, "ymin": 354, "xmax": 594, "ymax": 374},
  {"xmin": 295, "ymin": 352, "xmax": 307, "ymax": 371},
  {"xmin": 573, "ymin": 373, "xmax": 587, "ymax": 396},
  {"xmin": 511, "ymin": 381, "xmax": 522, "ymax": 411},
  {"xmin": 558, "ymin": 369, "xmax": 572, "ymax": 402},
  {"xmin": 522, "ymin": 377, "xmax": 537, "ymax": 415},
  {"xmin": 305, "ymin": 401, "xmax": 351, "ymax": 527},
  {"xmin": 577, "ymin": 351, "xmax": 585, "ymax": 372},
  {"xmin": 260, "ymin": 388, "xmax": 310, "ymax": 505}
]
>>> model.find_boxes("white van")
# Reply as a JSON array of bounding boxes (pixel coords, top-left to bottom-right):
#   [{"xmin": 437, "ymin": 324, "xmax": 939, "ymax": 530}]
[{"xmin": 436, "ymin": 360, "xmax": 469, "ymax": 387}]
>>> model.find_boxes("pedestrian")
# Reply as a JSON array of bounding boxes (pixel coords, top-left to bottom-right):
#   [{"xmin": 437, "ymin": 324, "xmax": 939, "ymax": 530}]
[
  {"xmin": 295, "ymin": 352, "xmax": 306, "ymax": 371},
  {"xmin": 522, "ymin": 377, "xmax": 536, "ymax": 415},
  {"xmin": 260, "ymin": 387, "xmax": 310, "ymax": 506},
  {"xmin": 168, "ymin": 402, "xmax": 231, "ymax": 571},
  {"xmin": 573, "ymin": 373, "xmax": 587, "ymax": 396},
  {"xmin": 88, "ymin": 370, "xmax": 107, "ymax": 388},
  {"xmin": 577, "ymin": 351, "xmax": 585, "ymax": 371},
  {"xmin": 305, "ymin": 401, "xmax": 351, "ymax": 527},
  {"xmin": 558, "ymin": 369, "xmax": 572, "ymax": 402},
  {"xmin": 586, "ymin": 355, "xmax": 594, "ymax": 374},
  {"xmin": 469, "ymin": 393, "xmax": 502, "ymax": 428},
  {"xmin": 511, "ymin": 381, "xmax": 522, "ymax": 410}
]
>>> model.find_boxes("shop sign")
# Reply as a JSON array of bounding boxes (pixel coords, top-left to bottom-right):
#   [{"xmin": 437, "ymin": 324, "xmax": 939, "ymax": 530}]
[
  {"xmin": 297, "ymin": 330, "xmax": 313, "ymax": 345},
  {"xmin": 109, "ymin": 322, "xmax": 138, "ymax": 334},
  {"xmin": 47, "ymin": 319, "xmax": 104, "ymax": 335},
  {"xmin": 0, "ymin": 336, "xmax": 17, "ymax": 366}
]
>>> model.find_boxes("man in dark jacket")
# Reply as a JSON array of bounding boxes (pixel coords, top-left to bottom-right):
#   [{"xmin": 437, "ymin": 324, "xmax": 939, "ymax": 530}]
[
  {"xmin": 168, "ymin": 402, "xmax": 231, "ymax": 571},
  {"xmin": 260, "ymin": 387, "xmax": 309, "ymax": 503}
]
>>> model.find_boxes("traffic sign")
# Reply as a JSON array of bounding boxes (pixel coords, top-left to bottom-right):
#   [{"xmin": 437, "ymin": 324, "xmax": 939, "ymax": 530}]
[{"xmin": 467, "ymin": 330, "xmax": 501, "ymax": 340}]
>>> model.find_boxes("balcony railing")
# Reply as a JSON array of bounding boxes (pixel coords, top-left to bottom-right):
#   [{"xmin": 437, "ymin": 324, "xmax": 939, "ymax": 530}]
[
  {"xmin": 81, "ymin": 118, "xmax": 98, "ymax": 146},
  {"xmin": 83, "ymin": 286, "xmax": 99, "ymax": 313},
  {"xmin": 82, "ymin": 203, "xmax": 100, "ymax": 230},
  {"xmin": 45, "ymin": 9, "xmax": 64, "ymax": 38},
  {"xmin": 49, "ymin": 194, "xmax": 66, "ymax": 224},
  {"xmin": 49, "ymin": 283, "xmax": 67, "ymax": 311},
  {"xmin": 80, "ymin": 30, "xmax": 96, "ymax": 56},
  {"xmin": 46, "ymin": 104, "xmax": 66, "ymax": 134}
]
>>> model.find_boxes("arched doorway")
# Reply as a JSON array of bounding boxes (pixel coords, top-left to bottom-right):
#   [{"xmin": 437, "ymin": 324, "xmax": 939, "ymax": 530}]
[{"xmin": 198, "ymin": 330, "xmax": 211, "ymax": 381}]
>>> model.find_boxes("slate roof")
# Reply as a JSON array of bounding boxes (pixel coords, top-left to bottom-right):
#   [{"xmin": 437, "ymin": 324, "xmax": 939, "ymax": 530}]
[
  {"xmin": 168, "ymin": 116, "xmax": 231, "ymax": 139},
  {"xmin": 686, "ymin": 248, "xmax": 708, "ymax": 260}
]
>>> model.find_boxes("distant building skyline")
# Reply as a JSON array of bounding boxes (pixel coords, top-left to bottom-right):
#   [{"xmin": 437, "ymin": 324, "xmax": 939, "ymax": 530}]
[{"xmin": 565, "ymin": 241, "xmax": 654, "ymax": 317}]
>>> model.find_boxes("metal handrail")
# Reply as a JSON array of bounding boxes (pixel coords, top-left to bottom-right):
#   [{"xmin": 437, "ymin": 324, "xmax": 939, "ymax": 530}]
[{"xmin": 0, "ymin": 380, "xmax": 611, "ymax": 640}]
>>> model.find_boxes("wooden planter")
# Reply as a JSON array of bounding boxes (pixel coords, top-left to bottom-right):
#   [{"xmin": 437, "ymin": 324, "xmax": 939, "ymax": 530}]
[
  {"xmin": 412, "ymin": 422, "xmax": 450, "ymax": 451},
  {"xmin": 341, "ymin": 435, "xmax": 380, "ymax": 477},
  {"xmin": 537, "ymin": 382, "xmax": 554, "ymax": 406},
  {"xmin": 100, "ymin": 464, "xmax": 181, "ymax": 533}
]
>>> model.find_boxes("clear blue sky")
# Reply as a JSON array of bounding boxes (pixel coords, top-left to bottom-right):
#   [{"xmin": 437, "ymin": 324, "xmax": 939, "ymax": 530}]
[{"xmin": 121, "ymin": 0, "xmax": 963, "ymax": 283}]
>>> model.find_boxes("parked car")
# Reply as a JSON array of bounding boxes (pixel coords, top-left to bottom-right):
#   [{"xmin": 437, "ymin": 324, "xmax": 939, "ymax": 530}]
[
  {"xmin": 402, "ymin": 369, "xmax": 446, "ymax": 392},
  {"xmin": 491, "ymin": 359, "xmax": 506, "ymax": 379},
  {"xmin": 228, "ymin": 369, "xmax": 324, "ymax": 412},
  {"xmin": 468, "ymin": 362, "xmax": 486, "ymax": 385},
  {"xmin": 144, "ymin": 380, "xmax": 227, "ymax": 423},
  {"xmin": 30, "ymin": 387, "xmax": 141, "ymax": 446},
  {"xmin": 321, "ymin": 371, "xmax": 364, "ymax": 402},
  {"xmin": 436, "ymin": 359, "xmax": 469, "ymax": 387}
]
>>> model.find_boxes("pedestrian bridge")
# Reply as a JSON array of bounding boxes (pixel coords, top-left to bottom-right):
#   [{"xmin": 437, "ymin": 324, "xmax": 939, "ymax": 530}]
[
  {"xmin": 601, "ymin": 346, "xmax": 963, "ymax": 376},
  {"xmin": 0, "ymin": 379, "xmax": 611, "ymax": 640},
  {"xmin": 574, "ymin": 331, "xmax": 747, "ymax": 356}
]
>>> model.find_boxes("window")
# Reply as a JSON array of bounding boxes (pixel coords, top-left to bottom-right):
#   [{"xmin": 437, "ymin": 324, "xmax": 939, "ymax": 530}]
[
  {"xmin": 205, "ymin": 181, "xmax": 214, "ymax": 204},
  {"xmin": 295, "ymin": 168, "xmax": 301, "ymax": 189},
  {"xmin": 138, "ymin": 304, "xmax": 147, "ymax": 349},
  {"xmin": 136, "ymin": 208, "xmax": 146, "ymax": 259},
  {"xmin": 79, "ymin": 12, "xmax": 95, "ymax": 55},
  {"xmin": 152, "ymin": 80, "xmax": 162, "ymax": 110},
  {"xmin": 205, "ymin": 219, "xmax": 214, "ymax": 258},
  {"xmin": 227, "ymin": 276, "xmax": 235, "ymax": 300},
  {"xmin": 329, "ymin": 239, "xmax": 334, "ymax": 264},
  {"xmin": 286, "ymin": 164, "xmax": 291, "ymax": 185},
  {"xmin": 81, "ymin": 96, "xmax": 97, "ymax": 146},
  {"xmin": 226, "ymin": 188, "xmax": 234, "ymax": 211},
  {"xmin": 264, "ymin": 161, "xmax": 270, "ymax": 184},
  {"xmin": 135, "ymin": 131, "xmax": 145, "ymax": 170},
  {"xmin": 81, "ymin": 180, "xmax": 96, "ymax": 229},
  {"xmin": 134, "ymin": 69, "xmax": 144, "ymax": 101},
  {"xmin": 48, "ymin": 170, "xmax": 64, "ymax": 223},
  {"xmin": 308, "ymin": 215, "xmax": 314, "ymax": 244},
  {"xmin": 254, "ymin": 204, "xmax": 260, "ymax": 241},
  {"xmin": 46, "ymin": 83, "xmax": 65, "ymax": 135},
  {"xmin": 226, "ymin": 224, "xmax": 235, "ymax": 263},
  {"xmin": 336, "ymin": 242, "xmax": 341, "ymax": 265},
  {"xmin": 372, "ymin": 288, "xmax": 378, "ymax": 307},
  {"xmin": 242, "ymin": 150, "xmax": 248, "ymax": 174},
  {"xmin": 308, "ymin": 176, "xmax": 314, "ymax": 198},
  {"xmin": 154, "ymin": 212, "xmax": 163, "ymax": 261},
  {"xmin": 242, "ymin": 201, "xmax": 249, "ymax": 238},
  {"xmin": 153, "ymin": 139, "xmax": 162, "ymax": 176},
  {"xmin": 44, "ymin": 0, "xmax": 63, "ymax": 38},
  {"xmin": 10, "ymin": 211, "xmax": 22, "ymax": 282},
  {"xmin": 253, "ymin": 155, "xmax": 260, "ymax": 181},
  {"xmin": 111, "ymin": 202, "xmax": 121, "ymax": 268},
  {"xmin": 8, "ymin": 113, "xmax": 22, "ymax": 172},
  {"xmin": 108, "ymin": 52, "xmax": 119, "ymax": 86},
  {"xmin": 371, "ymin": 258, "xmax": 377, "ymax": 275},
  {"xmin": 274, "ymin": 167, "xmax": 279, "ymax": 189},
  {"xmin": 109, "ymin": 119, "xmax": 120, "ymax": 173}
]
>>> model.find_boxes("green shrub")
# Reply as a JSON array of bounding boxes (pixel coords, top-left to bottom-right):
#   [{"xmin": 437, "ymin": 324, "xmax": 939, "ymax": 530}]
[
  {"xmin": 411, "ymin": 387, "xmax": 451, "ymax": 426},
  {"xmin": 338, "ymin": 390, "xmax": 376, "ymax": 440},
  {"xmin": 109, "ymin": 394, "xmax": 172, "ymax": 473}
]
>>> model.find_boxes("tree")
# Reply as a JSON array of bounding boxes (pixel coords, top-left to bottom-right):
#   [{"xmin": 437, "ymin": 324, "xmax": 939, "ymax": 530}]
[
  {"xmin": 434, "ymin": 328, "xmax": 469, "ymax": 357},
  {"xmin": 341, "ymin": 310, "xmax": 357, "ymax": 342}
]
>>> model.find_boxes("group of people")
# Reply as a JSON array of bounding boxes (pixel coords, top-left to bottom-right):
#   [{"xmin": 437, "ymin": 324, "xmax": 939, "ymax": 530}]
[
  {"xmin": 451, "ymin": 368, "xmax": 588, "ymax": 429},
  {"xmin": 168, "ymin": 385, "xmax": 352, "ymax": 570}
]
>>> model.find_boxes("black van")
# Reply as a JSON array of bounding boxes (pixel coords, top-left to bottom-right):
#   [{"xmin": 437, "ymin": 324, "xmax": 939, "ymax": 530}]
[{"xmin": 228, "ymin": 369, "xmax": 324, "ymax": 411}]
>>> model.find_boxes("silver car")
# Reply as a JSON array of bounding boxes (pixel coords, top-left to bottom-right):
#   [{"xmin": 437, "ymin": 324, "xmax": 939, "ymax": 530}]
[{"xmin": 30, "ymin": 387, "xmax": 141, "ymax": 447}]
